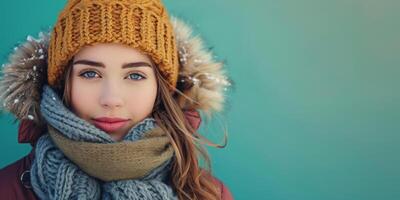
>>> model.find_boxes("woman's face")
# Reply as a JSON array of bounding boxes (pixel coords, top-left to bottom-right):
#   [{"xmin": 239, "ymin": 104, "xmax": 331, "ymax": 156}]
[{"xmin": 70, "ymin": 43, "xmax": 157, "ymax": 141}]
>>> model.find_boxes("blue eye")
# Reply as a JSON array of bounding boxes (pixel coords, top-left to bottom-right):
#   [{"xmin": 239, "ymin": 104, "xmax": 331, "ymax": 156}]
[
  {"xmin": 79, "ymin": 71, "xmax": 99, "ymax": 79},
  {"xmin": 128, "ymin": 73, "xmax": 146, "ymax": 80}
]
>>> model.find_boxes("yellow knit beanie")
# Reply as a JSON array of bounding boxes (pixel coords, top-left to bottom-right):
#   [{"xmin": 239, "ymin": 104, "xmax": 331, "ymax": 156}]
[{"xmin": 47, "ymin": 0, "xmax": 179, "ymax": 89}]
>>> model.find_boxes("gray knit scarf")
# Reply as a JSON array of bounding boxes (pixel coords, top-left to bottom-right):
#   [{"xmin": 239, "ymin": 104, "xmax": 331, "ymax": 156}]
[{"xmin": 30, "ymin": 85, "xmax": 178, "ymax": 200}]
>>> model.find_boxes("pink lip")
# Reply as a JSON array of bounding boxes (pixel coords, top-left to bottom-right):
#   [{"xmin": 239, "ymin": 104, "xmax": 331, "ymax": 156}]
[{"xmin": 92, "ymin": 117, "xmax": 129, "ymax": 132}]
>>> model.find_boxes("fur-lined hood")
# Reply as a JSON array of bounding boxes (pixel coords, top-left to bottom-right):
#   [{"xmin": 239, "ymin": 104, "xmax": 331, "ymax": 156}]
[{"xmin": 0, "ymin": 16, "xmax": 230, "ymax": 134}]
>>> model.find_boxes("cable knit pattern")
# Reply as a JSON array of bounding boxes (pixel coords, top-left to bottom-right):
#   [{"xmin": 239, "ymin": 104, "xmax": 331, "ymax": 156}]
[
  {"xmin": 47, "ymin": 0, "xmax": 179, "ymax": 90},
  {"xmin": 30, "ymin": 84, "xmax": 178, "ymax": 199}
]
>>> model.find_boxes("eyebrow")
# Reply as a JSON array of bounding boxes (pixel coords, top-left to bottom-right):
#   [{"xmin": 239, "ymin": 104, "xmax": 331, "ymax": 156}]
[{"xmin": 72, "ymin": 59, "xmax": 152, "ymax": 69}]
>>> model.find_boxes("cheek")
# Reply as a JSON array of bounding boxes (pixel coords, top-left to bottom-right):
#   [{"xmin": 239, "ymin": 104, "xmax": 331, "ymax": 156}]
[
  {"xmin": 70, "ymin": 79, "xmax": 98, "ymax": 118},
  {"xmin": 126, "ymin": 84, "xmax": 158, "ymax": 117}
]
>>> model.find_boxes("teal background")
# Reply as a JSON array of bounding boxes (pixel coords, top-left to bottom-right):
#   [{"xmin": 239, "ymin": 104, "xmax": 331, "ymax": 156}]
[{"xmin": 1, "ymin": 0, "xmax": 399, "ymax": 199}]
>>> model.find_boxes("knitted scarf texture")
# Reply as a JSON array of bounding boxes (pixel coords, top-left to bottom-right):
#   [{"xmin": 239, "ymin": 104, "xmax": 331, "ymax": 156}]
[{"xmin": 30, "ymin": 85, "xmax": 178, "ymax": 200}]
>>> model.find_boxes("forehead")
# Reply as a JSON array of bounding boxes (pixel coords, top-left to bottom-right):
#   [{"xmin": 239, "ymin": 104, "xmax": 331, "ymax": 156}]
[{"xmin": 73, "ymin": 43, "xmax": 152, "ymax": 63}]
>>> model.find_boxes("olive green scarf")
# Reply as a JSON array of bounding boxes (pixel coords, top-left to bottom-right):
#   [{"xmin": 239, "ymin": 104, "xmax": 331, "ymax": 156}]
[{"xmin": 48, "ymin": 125, "xmax": 174, "ymax": 181}]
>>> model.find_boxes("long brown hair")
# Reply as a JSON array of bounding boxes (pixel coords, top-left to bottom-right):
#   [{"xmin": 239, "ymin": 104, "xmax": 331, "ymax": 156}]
[{"xmin": 60, "ymin": 58, "xmax": 228, "ymax": 200}]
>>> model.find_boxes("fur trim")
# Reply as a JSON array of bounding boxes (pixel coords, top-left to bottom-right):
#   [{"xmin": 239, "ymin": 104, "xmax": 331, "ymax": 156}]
[
  {"xmin": 0, "ymin": 17, "xmax": 230, "ymax": 124},
  {"xmin": 172, "ymin": 17, "xmax": 231, "ymax": 117},
  {"xmin": 0, "ymin": 32, "xmax": 49, "ymax": 124}
]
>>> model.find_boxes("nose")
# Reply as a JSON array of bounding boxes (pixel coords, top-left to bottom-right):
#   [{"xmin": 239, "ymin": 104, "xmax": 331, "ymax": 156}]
[{"xmin": 99, "ymin": 80, "xmax": 124, "ymax": 109}]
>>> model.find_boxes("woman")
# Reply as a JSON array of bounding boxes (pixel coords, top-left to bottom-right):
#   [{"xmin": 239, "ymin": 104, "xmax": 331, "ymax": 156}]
[{"xmin": 0, "ymin": 0, "xmax": 233, "ymax": 199}]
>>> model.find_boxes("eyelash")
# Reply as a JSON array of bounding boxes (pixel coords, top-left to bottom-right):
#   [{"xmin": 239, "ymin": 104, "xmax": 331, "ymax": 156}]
[{"xmin": 79, "ymin": 70, "xmax": 146, "ymax": 81}]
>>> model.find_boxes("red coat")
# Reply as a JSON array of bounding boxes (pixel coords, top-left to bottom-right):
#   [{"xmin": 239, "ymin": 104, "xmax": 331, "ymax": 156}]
[{"xmin": 0, "ymin": 111, "xmax": 234, "ymax": 199}]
